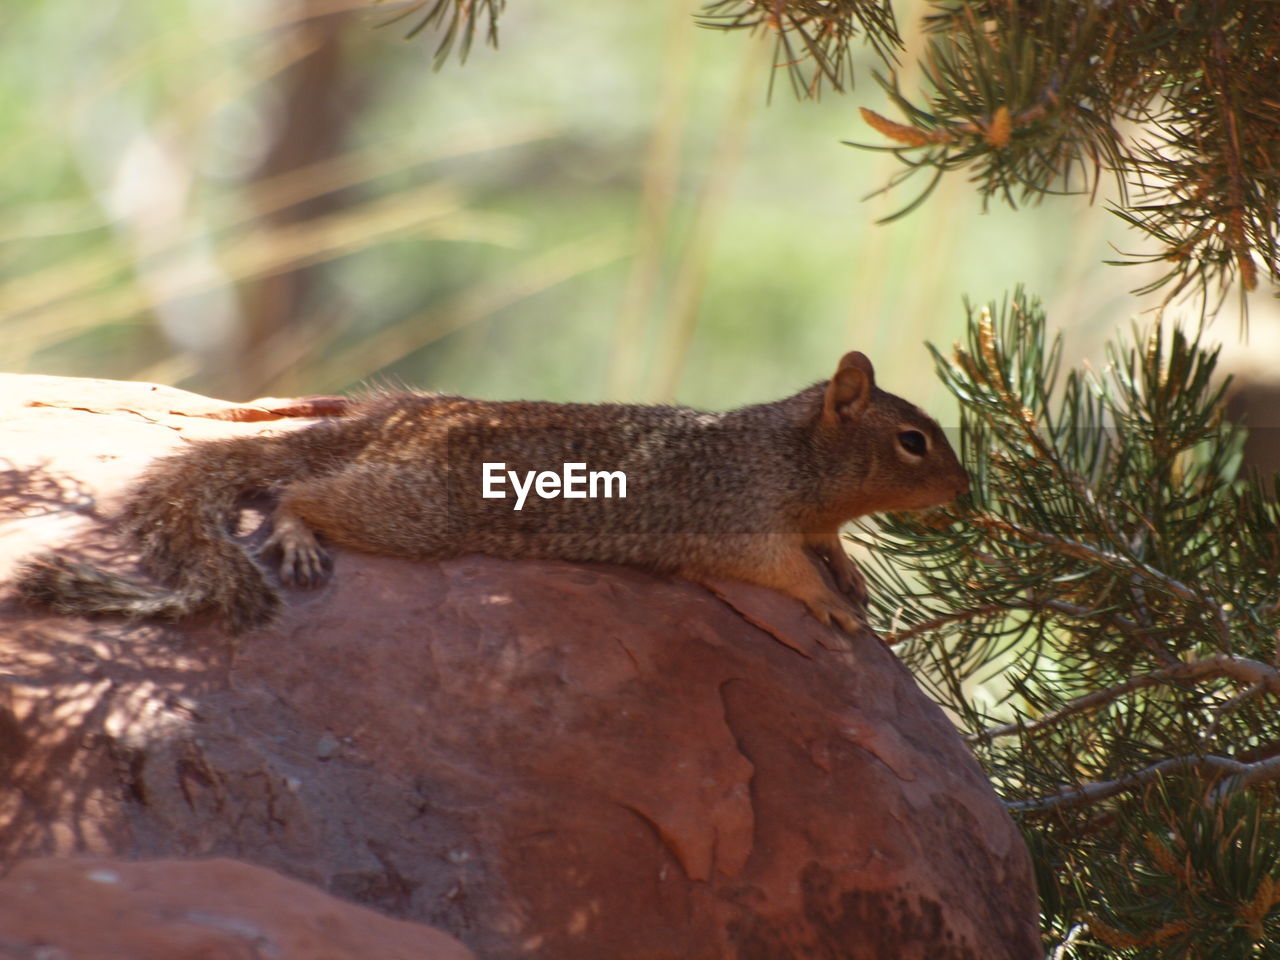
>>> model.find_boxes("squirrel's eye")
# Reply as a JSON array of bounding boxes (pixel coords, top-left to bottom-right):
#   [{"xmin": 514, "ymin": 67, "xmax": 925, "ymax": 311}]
[{"xmin": 897, "ymin": 430, "xmax": 927, "ymax": 456}]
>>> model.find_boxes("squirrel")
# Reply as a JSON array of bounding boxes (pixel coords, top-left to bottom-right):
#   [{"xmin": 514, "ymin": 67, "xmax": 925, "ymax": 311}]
[{"xmin": 16, "ymin": 352, "xmax": 969, "ymax": 635}]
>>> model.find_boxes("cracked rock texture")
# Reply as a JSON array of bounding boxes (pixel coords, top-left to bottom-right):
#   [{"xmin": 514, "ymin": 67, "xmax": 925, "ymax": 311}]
[{"xmin": 0, "ymin": 374, "xmax": 1041, "ymax": 960}]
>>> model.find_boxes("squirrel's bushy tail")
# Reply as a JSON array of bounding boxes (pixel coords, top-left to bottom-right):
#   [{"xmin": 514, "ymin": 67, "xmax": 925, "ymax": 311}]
[
  {"xmin": 16, "ymin": 548, "xmax": 274, "ymax": 633},
  {"xmin": 17, "ymin": 425, "xmax": 342, "ymax": 633}
]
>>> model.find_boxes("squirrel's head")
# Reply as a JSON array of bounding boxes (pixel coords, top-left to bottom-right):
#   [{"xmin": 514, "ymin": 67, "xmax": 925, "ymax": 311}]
[{"xmin": 815, "ymin": 350, "xmax": 970, "ymax": 518}]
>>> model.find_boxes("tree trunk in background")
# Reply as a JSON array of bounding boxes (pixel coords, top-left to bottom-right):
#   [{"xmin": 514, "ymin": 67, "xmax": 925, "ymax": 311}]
[{"xmin": 230, "ymin": 0, "xmax": 364, "ymax": 400}]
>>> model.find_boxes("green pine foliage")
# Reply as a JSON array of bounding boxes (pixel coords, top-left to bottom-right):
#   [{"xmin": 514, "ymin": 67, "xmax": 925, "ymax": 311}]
[
  {"xmin": 855, "ymin": 290, "xmax": 1280, "ymax": 955},
  {"xmin": 848, "ymin": 1, "xmax": 1280, "ymax": 311}
]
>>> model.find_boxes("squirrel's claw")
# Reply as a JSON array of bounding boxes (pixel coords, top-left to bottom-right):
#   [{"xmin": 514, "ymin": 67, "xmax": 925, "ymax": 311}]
[
  {"xmin": 259, "ymin": 511, "xmax": 331, "ymax": 588},
  {"xmin": 281, "ymin": 540, "xmax": 332, "ymax": 587}
]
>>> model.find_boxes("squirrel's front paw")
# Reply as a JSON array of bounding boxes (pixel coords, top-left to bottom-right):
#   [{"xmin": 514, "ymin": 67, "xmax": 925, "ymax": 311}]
[
  {"xmin": 808, "ymin": 537, "xmax": 868, "ymax": 609},
  {"xmin": 806, "ymin": 594, "xmax": 865, "ymax": 635}
]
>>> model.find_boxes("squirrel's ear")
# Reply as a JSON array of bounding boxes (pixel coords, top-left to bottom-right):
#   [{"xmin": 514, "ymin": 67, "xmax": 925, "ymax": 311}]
[{"xmin": 823, "ymin": 351, "xmax": 875, "ymax": 423}]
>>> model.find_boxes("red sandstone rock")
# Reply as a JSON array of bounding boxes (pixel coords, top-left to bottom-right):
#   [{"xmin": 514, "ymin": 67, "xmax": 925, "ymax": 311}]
[
  {"xmin": 0, "ymin": 856, "xmax": 476, "ymax": 959},
  {"xmin": 0, "ymin": 374, "xmax": 1042, "ymax": 959}
]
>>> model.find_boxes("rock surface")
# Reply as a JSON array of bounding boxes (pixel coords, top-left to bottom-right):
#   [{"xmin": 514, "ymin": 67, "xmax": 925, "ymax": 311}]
[
  {"xmin": 0, "ymin": 856, "xmax": 476, "ymax": 959},
  {"xmin": 0, "ymin": 374, "xmax": 1041, "ymax": 959}
]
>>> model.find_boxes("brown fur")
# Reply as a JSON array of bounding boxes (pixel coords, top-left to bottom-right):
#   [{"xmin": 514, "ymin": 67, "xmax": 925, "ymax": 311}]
[{"xmin": 16, "ymin": 353, "xmax": 969, "ymax": 634}]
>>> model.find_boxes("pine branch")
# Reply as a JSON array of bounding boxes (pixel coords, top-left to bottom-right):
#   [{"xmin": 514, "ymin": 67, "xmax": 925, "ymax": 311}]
[
  {"xmin": 884, "ymin": 602, "xmax": 1004, "ymax": 645},
  {"xmin": 698, "ymin": 0, "xmax": 901, "ymax": 99},
  {"xmin": 971, "ymin": 654, "xmax": 1280, "ymax": 744},
  {"xmin": 968, "ymin": 512, "xmax": 1237, "ymax": 651},
  {"xmin": 851, "ymin": 0, "xmax": 1280, "ymax": 310},
  {"xmin": 1009, "ymin": 751, "xmax": 1280, "ymax": 814}
]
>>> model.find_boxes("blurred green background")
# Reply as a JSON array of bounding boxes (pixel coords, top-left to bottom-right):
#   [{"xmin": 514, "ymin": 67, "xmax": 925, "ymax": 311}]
[{"xmin": 3, "ymin": 0, "xmax": 1276, "ymax": 419}]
